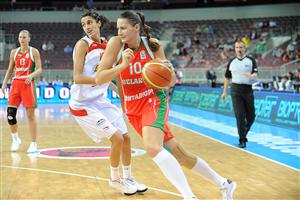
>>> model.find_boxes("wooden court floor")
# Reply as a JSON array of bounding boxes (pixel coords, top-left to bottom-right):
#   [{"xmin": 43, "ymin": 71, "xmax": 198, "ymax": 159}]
[{"xmin": 0, "ymin": 110, "xmax": 299, "ymax": 200}]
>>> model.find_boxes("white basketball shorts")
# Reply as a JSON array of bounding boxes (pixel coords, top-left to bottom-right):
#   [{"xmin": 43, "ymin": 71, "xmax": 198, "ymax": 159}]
[{"xmin": 69, "ymin": 98, "xmax": 127, "ymax": 143}]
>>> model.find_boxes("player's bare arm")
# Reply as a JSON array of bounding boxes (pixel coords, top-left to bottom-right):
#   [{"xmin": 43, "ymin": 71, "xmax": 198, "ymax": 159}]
[
  {"xmin": 95, "ymin": 36, "xmax": 129, "ymax": 85},
  {"xmin": 1, "ymin": 49, "xmax": 16, "ymax": 93},
  {"xmin": 25, "ymin": 48, "xmax": 42, "ymax": 84},
  {"xmin": 73, "ymin": 40, "xmax": 96, "ymax": 84}
]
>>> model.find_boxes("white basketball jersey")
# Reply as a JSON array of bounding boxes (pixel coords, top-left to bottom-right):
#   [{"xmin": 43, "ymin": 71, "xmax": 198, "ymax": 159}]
[{"xmin": 69, "ymin": 36, "xmax": 109, "ymax": 107}]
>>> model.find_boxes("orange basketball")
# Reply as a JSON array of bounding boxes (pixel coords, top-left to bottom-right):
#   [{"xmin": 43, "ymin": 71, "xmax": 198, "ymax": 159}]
[{"xmin": 142, "ymin": 58, "xmax": 173, "ymax": 90}]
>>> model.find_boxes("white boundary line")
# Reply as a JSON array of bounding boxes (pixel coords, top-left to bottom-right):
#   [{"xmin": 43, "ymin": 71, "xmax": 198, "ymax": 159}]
[
  {"xmin": 170, "ymin": 122, "xmax": 300, "ymax": 172},
  {"xmin": 0, "ymin": 165, "xmax": 182, "ymax": 198}
]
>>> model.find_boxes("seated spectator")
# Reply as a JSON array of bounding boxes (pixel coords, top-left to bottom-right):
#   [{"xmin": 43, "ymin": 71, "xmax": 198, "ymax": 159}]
[
  {"xmin": 43, "ymin": 59, "xmax": 52, "ymax": 69},
  {"xmin": 285, "ymin": 73, "xmax": 294, "ymax": 91},
  {"xmin": 37, "ymin": 77, "xmax": 49, "ymax": 87},
  {"xmin": 170, "ymin": 56, "xmax": 178, "ymax": 68},
  {"xmin": 278, "ymin": 76, "xmax": 286, "ymax": 91},
  {"xmin": 64, "ymin": 45, "xmax": 73, "ymax": 54},
  {"xmin": 272, "ymin": 47, "xmax": 284, "ymax": 59},
  {"xmin": 269, "ymin": 20, "xmax": 277, "ymax": 28},
  {"xmin": 47, "ymin": 41, "xmax": 55, "ymax": 51},
  {"xmin": 256, "ymin": 39, "xmax": 265, "ymax": 58},
  {"xmin": 249, "ymin": 29, "xmax": 258, "ymax": 40},
  {"xmin": 241, "ymin": 35, "xmax": 250, "ymax": 49},
  {"xmin": 293, "ymin": 69, "xmax": 300, "ymax": 92},
  {"xmin": 220, "ymin": 49, "xmax": 229, "ymax": 60},
  {"xmin": 190, "ymin": 48, "xmax": 205, "ymax": 64},
  {"xmin": 72, "ymin": 4, "xmax": 83, "ymax": 11},
  {"xmin": 42, "ymin": 41, "xmax": 47, "ymax": 51},
  {"xmin": 282, "ymin": 53, "xmax": 291, "ymax": 62},
  {"xmin": 175, "ymin": 69, "xmax": 183, "ymax": 85},
  {"xmin": 52, "ymin": 76, "xmax": 63, "ymax": 86},
  {"xmin": 192, "ymin": 35, "xmax": 200, "ymax": 45},
  {"xmin": 178, "ymin": 47, "xmax": 188, "ymax": 56},
  {"xmin": 208, "ymin": 25, "xmax": 214, "ymax": 34}
]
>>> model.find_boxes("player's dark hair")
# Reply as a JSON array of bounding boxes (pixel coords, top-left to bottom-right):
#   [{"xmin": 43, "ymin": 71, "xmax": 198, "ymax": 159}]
[
  {"xmin": 119, "ymin": 11, "xmax": 160, "ymax": 52},
  {"xmin": 81, "ymin": 9, "xmax": 109, "ymax": 30}
]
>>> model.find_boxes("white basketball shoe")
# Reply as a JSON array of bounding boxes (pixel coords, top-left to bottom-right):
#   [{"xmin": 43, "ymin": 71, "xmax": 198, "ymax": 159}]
[
  {"xmin": 11, "ymin": 136, "xmax": 21, "ymax": 151},
  {"xmin": 27, "ymin": 142, "xmax": 38, "ymax": 153},
  {"xmin": 221, "ymin": 179, "xmax": 237, "ymax": 200},
  {"xmin": 124, "ymin": 177, "xmax": 148, "ymax": 193},
  {"xmin": 109, "ymin": 178, "xmax": 137, "ymax": 195}
]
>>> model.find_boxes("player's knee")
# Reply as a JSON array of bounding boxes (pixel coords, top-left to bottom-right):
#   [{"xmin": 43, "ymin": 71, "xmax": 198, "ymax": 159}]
[
  {"xmin": 171, "ymin": 144, "xmax": 197, "ymax": 169},
  {"xmin": 7, "ymin": 107, "xmax": 17, "ymax": 125},
  {"xmin": 122, "ymin": 133, "xmax": 130, "ymax": 145},
  {"xmin": 110, "ymin": 132, "xmax": 124, "ymax": 146},
  {"xmin": 145, "ymin": 144, "xmax": 161, "ymax": 157}
]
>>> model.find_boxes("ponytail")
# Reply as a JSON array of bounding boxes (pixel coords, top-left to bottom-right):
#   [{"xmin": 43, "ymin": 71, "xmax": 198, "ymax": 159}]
[{"xmin": 120, "ymin": 11, "xmax": 160, "ymax": 52}]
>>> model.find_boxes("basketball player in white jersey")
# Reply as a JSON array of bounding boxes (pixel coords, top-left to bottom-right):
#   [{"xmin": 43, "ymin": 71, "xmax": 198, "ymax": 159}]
[
  {"xmin": 68, "ymin": 10, "xmax": 146, "ymax": 195},
  {"xmin": 1, "ymin": 30, "xmax": 42, "ymax": 153}
]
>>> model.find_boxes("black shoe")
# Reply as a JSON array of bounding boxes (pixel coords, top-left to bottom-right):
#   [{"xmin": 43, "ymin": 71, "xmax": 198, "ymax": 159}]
[{"xmin": 238, "ymin": 142, "xmax": 246, "ymax": 148}]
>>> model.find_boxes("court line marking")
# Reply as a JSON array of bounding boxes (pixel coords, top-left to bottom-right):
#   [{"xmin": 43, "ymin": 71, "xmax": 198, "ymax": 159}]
[
  {"xmin": 0, "ymin": 165, "xmax": 182, "ymax": 198},
  {"xmin": 170, "ymin": 122, "xmax": 300, "ymax": 172}
]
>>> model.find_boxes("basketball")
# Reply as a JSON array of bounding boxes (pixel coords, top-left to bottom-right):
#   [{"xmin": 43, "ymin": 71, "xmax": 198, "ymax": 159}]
[{"xmin": 142, "ymin": 58, "xmax": 173, "ymax": 90}]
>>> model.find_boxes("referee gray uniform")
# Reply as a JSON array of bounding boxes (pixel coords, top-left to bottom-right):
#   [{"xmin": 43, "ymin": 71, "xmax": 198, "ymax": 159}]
[{"xmin": 225, "ymin": 55, "xmax": 258, "ymax": 146}]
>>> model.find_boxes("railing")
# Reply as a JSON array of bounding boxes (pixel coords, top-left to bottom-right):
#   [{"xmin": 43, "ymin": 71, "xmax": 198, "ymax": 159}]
[
  {"xmin": 177, "ymin": 58, "xmax": 300, "ymax": 85},
  {"xmin": 0, "ymin": 69, "xmax": 73, "ymax": 84}
]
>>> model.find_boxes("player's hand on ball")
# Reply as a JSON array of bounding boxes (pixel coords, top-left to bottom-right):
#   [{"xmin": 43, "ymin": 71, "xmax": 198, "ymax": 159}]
[{"xmin": 161, "ymin": 59, "xmax": 174, "ymax": 71}]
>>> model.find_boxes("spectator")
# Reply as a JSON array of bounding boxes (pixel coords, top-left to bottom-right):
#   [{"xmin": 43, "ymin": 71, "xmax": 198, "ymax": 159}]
[
  {"xmin": 37, "ymin": 77, "xmax": 49, "ymax": 86},
  {"xmin": 170, "ymin": 56, "xmax": 178, "ymax": 68},
  {"xmin": 42, "ymin": 41, "xmax": 47, "ymax": 51},
  {"xmin": 208, "ymin": 25, "xmax": 214, "ymax": 34},
  {"xmin": 241, "ymin": 35, "xmax": 250, "ymax": 49},
  {"xmin": 272, "ymin": 47, "xmax": 284, "ymax": 59},
  {"xmin": 43, "ymin": 59, "xmax": 52, "ymax": 69},
  {"xmin": 190, "ymin": 48, "xmax": 205, "ymax": 64},
  {"xmin": 64, "ymin": 45, "xmax": 73, "ymax": 54},
  {"xmin": 269, "ymin": 20, "xmax": 277, "ymax": 28},
  {"xmin": 256, "ymin": 39, "xmax": 265, "ymax": 58},
  {"xmin": 47, "ymin": 41, "xmax": 55, "ymax": 51},
  {"xmin": 278, "ymin": 76, "xmax": 287, "ymax": 91},
  {"xmin": 52, "ymin": 76, "xmax": 63, "ymax": 86},
  {"xmin": 293, "ymin": 69, "xmax": 300, "ymax": 92},
  {"xmin": 249, "ymin": 29, "xmax": 258, "ymax": 40},
  {"xmin": 282, "ymin": 53, "xmax": 291, "ymax": 62},
  {"xmin": 206, "ymin": 63, "xmax": 217, "ymax": 88}
]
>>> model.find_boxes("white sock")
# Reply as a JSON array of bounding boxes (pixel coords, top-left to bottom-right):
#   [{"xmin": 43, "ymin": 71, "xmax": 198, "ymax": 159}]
[
  {"xmin": 110, "ymin": 166, "xmax": 120, "ymax": 181},
  {"xmin": 153, "ymin": 149, "xmax": 195, "ymax": 198},
  {"xmin": 122, "ymin": 165, "xmax": 131, "ymax": 179},
  {"xmin": 11, "ymin": 132, "xmax": 19, "ymax": 140},
  {"xmin": 191, "ymin": 157, "xmax": 227, "ymax": 188}
]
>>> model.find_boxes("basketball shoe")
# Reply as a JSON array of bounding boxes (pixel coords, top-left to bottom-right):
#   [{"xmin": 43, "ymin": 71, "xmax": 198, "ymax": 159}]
[
  {"xmin": 109, "ymin": 178, "xmax": 137, "ymax": 195},
  {"xmin": 27, "ymin": 142, "xmax": 38, "ymax": 153},
  {"xmin": 124, "ymin": 177, "xmax": 148, "ymax": 192},
  {"xmin": 221, "ymin": 179, "xmax": 237, "ymax": 200},
  {"xmin": 11, "ymin": 136, "xmax": 21, "ymax": 151}
]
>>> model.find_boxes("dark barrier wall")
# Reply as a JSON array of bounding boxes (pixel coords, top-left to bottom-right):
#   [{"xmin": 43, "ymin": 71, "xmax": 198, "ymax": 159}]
[
  {"xmin": 171, "ymin": 86, "xmax": 300, "ymax": 129},
  {"xmin": 0, "ymin": 85, "xmax": 120, "ymax": 105}
]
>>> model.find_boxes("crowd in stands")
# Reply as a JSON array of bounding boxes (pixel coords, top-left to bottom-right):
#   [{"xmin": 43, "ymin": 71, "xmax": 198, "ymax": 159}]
[
  {"xmin": 271, "ymin": 69, "xmax": 300, "ymax": 92},
  {"xmin": 1, "ymin": 16, "xmax": 299, "ymax": 93},
  {"xmin": 37, "ymin": 76, "xmax": 66, "ymax": 87}
]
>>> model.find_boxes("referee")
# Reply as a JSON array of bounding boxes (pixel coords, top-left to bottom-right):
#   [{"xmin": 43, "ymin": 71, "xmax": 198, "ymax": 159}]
[{"xmin": 221, "ymin": 41, "xmax": 258, "ymax": 148}]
